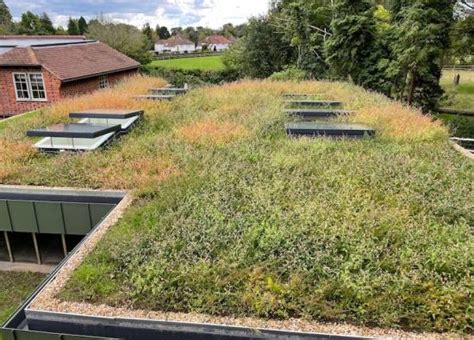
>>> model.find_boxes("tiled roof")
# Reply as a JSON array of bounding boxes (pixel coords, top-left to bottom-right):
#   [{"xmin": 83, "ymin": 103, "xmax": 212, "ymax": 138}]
[
  {"xmin": 156, "ymin": 35, "xmax": 194, "ymax": 47},
  {"xmin": 0, "ymin": 41, "xmax": 140, "ymax": 82},
  {"xmin": 204, "ymin": 35, "xmax": 232, "ymax": 45}
]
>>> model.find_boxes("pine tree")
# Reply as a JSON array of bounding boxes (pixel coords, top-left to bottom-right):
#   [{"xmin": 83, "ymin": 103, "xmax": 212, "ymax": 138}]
[
  {"xmin": 325, "ymin": 0, "xmax": 377, "ymax": 84},
  {"xmin": 0, "ymin": 0, "xmax": 12, "ymax": 26},
  {"xmin": 78, "ymin": 16, "xmax": 88, "ymax": 35},
  {"xmin": 38, "ymin": 13, "xmax": 55, "ymax": 35},
  {"xmin": 388, "ymin": 0, "xmax": 456, "ymax": 110},
  {"xmin": 67, "ymin": 18, "xmax": 80, "ymax": 35}
]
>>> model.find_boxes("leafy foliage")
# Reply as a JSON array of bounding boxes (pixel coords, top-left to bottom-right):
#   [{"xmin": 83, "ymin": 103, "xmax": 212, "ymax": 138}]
[
  {"xmin": 87, "ymin": 19, "xmax": 153, "ymax": 64},
  {"xmin": 0, "ymin": 0, "xmax": 12, "ymax": 33},
  {"xmin": 223, "ymin": 17, "xmax": 293, "ymax": 78},
  {"xmin": 387, "ymin": 0, "xmax": 456, "ymax": 111},
  {"xmin": 268, "ymin": 67, "xmax": 307, "ymax": 81},
  {"xmin": 78, "ymin": 16, "xmax": 88, "ymax": 35},
  {"xmin": 325, "ymin": 0, "xmax": 377, "ymax": 83}
]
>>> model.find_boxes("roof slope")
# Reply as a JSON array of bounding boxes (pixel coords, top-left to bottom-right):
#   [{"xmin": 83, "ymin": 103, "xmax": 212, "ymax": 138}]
[
  {"xmin": 0, "ymin": 42, "xmax": 140, "ymax": 82},
  {"xmin": 156, "ymin": 35, "xmax": 194, "ymax": 47},
  {"xmin": 204, "ymin": 35, "xmax": 231, "ymax": 45}
]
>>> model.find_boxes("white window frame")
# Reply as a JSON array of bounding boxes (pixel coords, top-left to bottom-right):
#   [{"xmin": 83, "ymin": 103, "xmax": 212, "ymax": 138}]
[
  {"xmin": 12, "ymin": 72, "xmax": 48, "ymax": 102},
  {"xmin": 98, "ymin": 75, "xmax": 109, "ymax": 89}
]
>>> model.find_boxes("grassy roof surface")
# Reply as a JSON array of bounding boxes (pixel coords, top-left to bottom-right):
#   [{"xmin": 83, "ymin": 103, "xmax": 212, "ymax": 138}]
[{"xmin": 1, "ymin": 77, "xmax": 472, "ymax": 333}]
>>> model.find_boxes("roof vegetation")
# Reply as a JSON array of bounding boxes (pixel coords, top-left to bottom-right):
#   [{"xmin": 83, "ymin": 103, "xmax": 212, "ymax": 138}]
[{"xmin": 1, "ymin": 76, "xmax": 472, "ymax": 334}]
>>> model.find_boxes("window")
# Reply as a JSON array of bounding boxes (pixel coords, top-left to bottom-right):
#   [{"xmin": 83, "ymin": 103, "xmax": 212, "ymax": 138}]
[
  {"xmin": 13, "ymin": 72, "xmax": 47, "ymax": 101},
  {"xmin": 99, "ymin": 76, "xmax": 109, "ymax": 89},
  {"xmin": 13, "ymin": 73, "xmax": 30, "ymax": 100}
]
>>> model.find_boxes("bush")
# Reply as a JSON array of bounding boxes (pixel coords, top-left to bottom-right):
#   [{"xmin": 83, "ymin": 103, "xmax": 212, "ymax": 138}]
[
  {"xmin": 269, "ymin": 67, "xmax": 307, "ymax": 81},
  {"xmin": 142, "ymin": 66, "xmax": 240, "ymax": 87},
  {"xmin": 447, "ymin": 115, "xmax": 474, "ymax": 138}
]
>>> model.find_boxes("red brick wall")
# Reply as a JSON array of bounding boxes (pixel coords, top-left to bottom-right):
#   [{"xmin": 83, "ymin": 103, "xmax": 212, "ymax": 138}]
[
  {"xmin": 60, "ymin": 69, "xmax": 138, "ymax": 98},
  {"xmin": 0, "ymin": 68, "xmax": 138, "ymax": 117},
  {"xmin": 0, "ymin": 67, "xmax": 61, "ymax": 117}
]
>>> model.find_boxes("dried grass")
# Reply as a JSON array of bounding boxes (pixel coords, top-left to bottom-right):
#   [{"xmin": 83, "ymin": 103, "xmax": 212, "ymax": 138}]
[{"xmin": 176, "ymin": 119, "xmax": 248, "ymax": 145}]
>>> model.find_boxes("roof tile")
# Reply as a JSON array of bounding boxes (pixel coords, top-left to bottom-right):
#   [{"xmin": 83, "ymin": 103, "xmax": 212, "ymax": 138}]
[{"xmin": 0, "ymin": 42, "xmax": 140, "ymax": 81}]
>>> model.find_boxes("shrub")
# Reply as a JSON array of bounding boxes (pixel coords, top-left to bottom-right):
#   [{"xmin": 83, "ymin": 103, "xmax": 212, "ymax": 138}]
[
  {"xmin": 447, "ymin": 115, "xmax": 474, "ymax": 138},
  {"xmin": 143, "ymin": 66, "xmax": 240, "ymax": 87},
  {"xmin": 269, "ymin": 67, "xmax": 307, "ymax": 81}
]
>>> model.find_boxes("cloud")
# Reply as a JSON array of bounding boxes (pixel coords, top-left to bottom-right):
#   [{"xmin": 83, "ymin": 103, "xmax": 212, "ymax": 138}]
[{"xmin": 5, "ymin": 0, "xmax": 269, "ymax": 29}]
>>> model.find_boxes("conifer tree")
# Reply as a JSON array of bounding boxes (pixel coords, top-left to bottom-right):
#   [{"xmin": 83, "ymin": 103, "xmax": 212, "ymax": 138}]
[
  {"xmin": 388, "ymin": 0, "xmax": 456, "ymax": 110},
  {"xmin": 0, "ymin": 0, "xmax": 11, "ymax": 26},
  {"xmin": 78, "ymin": 16, "xmax": 88, "ymax": 35},
  {"xmin": 325, "ymin": 0, "xmax": 377, "ymax": 85},
  {"xmin": 67, "ymin": 17, "xmax": 80, "ymax": 35},
  {"xmin": 38, "ymin": 13, "xmax": 55, "ymax": 34}
]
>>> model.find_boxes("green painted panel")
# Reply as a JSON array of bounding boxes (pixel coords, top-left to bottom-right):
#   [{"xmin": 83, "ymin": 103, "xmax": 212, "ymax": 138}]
[
  {"xmin": 0, "ymin": 200, "xmax": 12, "ymax": 232},
  {"xmin": 62, "ymin": 203, "xmax": 92, "ymax": 235},
  {"xmin": 35, "ymin": 202, "xmax": 65, "ymax": 234},
  {"xmin": 8, "ymin": 201, "xmax": 37, "ymax": 233},
  {"xmin": 90, "ymin": 204, "xmax": 115, "ymax": 227}
]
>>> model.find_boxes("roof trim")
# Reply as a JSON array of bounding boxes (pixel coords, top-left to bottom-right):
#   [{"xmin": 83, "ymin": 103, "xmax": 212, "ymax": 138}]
[{"xmin": 60, "ymin": 65, "xmax": 140, "ymax": 83}]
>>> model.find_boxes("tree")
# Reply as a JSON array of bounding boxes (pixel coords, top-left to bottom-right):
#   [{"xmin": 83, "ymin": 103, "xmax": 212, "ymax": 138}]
[
  {"xmin": 0, "ymin": 0, "xmax": 12, "ymax": 34},
  {"xmin": 67, "ymin": 17, "xmax": 80, "ymax": 35},
  {"xmin": 38, "ymin": 13, "xmax": 55, "ymax": 34},
  {"xmin": 18, "ymin": 11, "xmax": 40, "ymax": 34},
  {"xmin": 449, "ymin": 14, "xmax": 474, "ymax": 62},
  {"xmin": 171, "ymin": 27, "xmax": 183, "ymax": 36},
  {"xmin": 387, "ymin": 0, "xmax": 456, "ymax": 110},
  {"xmin": 87, "ymin": 19, "xmax": 152, "ymax": 64},
  {"xmin": 158, "ymin": 26, "xmax": 170, "ymax": 39},
  {"xmin": 226, "ymin": 17, "xmax": 293, "ymax": 78},
  {"xmin": 325, "ymin": 0, "xmax": 377, "ymax": 84},
  {"xmin": 0, "ymin": 0, "xmax": 12, "ymax": 28},
  {"xmin": 184, "ymin": 26, "xmax": 199, "ymax": 45},
  {"xmin": 78, "ymin": 16, "xmax": 88, "ymax": 34},
  {"xmin": 142, "ymin": 23, "xmax": 154, "ymax": 49}
]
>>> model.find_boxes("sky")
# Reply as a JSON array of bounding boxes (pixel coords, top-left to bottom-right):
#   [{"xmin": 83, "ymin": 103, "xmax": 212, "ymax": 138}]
[{"xmin": 5, "ymin": 0, "xmax": 270, "ymax": 30}]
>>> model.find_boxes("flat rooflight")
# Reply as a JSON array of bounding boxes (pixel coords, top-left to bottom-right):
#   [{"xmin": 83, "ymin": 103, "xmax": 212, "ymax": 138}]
[
  {"xmin": 69, "ymin": 109, "xmax": 144, "ymax": 119},
  {"xmin": 27, "ymin": 123, "xmax": 120, "ymax": 139},
  {"xmin": 286, "ymin": 122, "xmax": 375, "ymax": 138}
]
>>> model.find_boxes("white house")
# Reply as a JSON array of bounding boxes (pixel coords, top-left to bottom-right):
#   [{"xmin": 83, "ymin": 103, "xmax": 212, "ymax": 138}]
[
  {"xmin": 155, "ymin": 36, "xmax": 196, "ymax": 54},
  {"xmin": 203, "ymin": 35, "xmax": 232, "ymax": 52}
]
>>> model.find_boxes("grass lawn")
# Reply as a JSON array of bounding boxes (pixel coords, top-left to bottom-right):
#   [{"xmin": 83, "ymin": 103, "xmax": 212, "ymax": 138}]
[
  {"xmin": 0, "ymin": 272, "xmax": 44, "ymax": 325},
  {"xmin": 148, "ymin": 55, "xmax": 225, "ymax": 71},
  {"xmin": 439, "ymin": 69, "xmax": 474, "ymax": 110},
  {"xmin": 1, "ymin": 77, "xmax": 473, "ymax": 334}
]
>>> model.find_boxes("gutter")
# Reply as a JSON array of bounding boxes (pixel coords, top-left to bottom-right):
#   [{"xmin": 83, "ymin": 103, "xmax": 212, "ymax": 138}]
[{"xmin": 60, "ymin": 65, "xmax": 141, "ymax": 83}]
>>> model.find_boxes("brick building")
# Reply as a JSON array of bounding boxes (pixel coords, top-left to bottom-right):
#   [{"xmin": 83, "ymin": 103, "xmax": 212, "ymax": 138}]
[{"xmin": 0, "ymin": 37, "xmax": 140, "ymax": 117}]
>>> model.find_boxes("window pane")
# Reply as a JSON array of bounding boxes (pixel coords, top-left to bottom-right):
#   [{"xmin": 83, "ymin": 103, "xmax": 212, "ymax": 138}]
[{"xmin": 29, "ymin": 73, "xmax": 46, "ymax": 100}]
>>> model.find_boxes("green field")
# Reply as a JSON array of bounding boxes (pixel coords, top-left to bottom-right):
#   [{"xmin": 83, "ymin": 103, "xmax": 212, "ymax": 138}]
[
  {"xmin": 440, "ymin": 69, "xmax": 474, "ymax": 110},
  {"xmin": 0, "ymin": 272, "xmax": 44, "ymax": 325},
  {"xmin": 148, "ymin": 55, "xmax": 225, "ymax": 71},
  {"xmin": 1, "ymin": 77, "xmax": 473, "ymax": 334}
]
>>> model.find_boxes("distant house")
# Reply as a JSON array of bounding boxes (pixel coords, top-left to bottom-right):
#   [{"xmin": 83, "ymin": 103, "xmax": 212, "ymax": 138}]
[
  {"xmin": 0, "ymin": 36, "xmax": 140, "ymax": 117},
  {"xmin": 155, "ymin": 36, "xmax": 196, "ymax": 54},
  {"xmin": 203, "ymin": 35, "xmax": 232, "ymax": 52}
]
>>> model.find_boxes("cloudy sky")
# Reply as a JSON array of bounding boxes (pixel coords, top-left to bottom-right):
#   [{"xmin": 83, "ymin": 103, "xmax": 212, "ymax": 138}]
[{"xmin": 5, "ymin": 0, "xmax": 269, "ymax": 29}]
